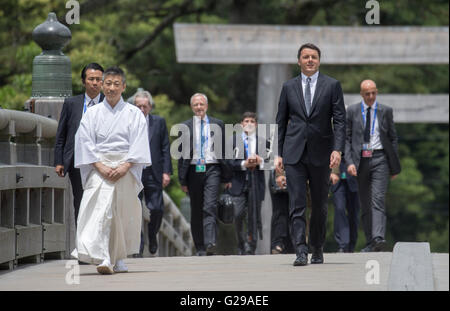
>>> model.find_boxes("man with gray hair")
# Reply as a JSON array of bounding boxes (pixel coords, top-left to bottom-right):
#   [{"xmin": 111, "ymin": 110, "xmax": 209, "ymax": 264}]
[
  {"xmin": 134, "ymin": 90, "xmax": 172, "ymax": 256},
  {"xmin": 177, "ymin": 93, "xmax": 232, "ymax": 256}
]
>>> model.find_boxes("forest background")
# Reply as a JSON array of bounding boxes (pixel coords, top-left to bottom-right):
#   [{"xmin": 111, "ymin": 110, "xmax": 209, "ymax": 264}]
[{"xmin": 0, "ymin": 0, "xmax": 448, "ymax": 252}]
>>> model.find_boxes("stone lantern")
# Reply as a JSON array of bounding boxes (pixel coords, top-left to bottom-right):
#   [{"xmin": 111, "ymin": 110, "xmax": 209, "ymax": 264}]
[{"xmin": 28, "ymin": 12, "xmax": 72, "ymax": 120}]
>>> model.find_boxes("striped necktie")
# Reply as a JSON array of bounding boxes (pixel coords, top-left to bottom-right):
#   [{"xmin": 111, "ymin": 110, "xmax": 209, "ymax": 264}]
[{"xmin": 304, "ymin": 77, "xmax": 312, "ymax": 116}]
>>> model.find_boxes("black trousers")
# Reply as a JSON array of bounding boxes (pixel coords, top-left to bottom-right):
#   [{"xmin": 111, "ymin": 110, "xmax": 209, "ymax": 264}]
[
  {"xmin": 68, "ymin": 166, "xmax": 83, "ymax": 227},
  {"xmin": 139, "ymin": 167, "xmax": 164, "ymax": 253},
  {"xmin": 270, "ymin": 191, "xmax": 294, "ymax": 253},
  {"xmin": 232, "ymin": 191, "xmax": 262, "ymax": 253},
  {"xmin": 332, "ymin": 180, "xmax": 360, "ymax": 252},
  {"xmin": 187, "ymin": 164, "xmax": 221, "ymax": 251},
  {"xmin": 285, "ymin": 152, "xmax": 330, "ymax": 254}
]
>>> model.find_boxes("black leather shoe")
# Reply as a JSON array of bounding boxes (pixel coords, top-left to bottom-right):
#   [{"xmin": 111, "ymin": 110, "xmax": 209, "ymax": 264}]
[
  {"xmin": 78, "ymin": 260, "xmax": 89, "ymax": 265},
  {"xmin": 206, "ymin": 243, "xmax": 217, "ymax": 256},
  {"xmin": 310, "ymin": 247, "xmax": 324, "ymax": 264},
  {"xmin": 371, "ymin": 237, "xmax": 387, "ymax": 252},
  {"xmin": 149, "ymin": 235, "xmax": 158, "ymax": 254},
  {"xmin": 293, "ymin": 253, "xmax": 308, "ymax": 266}
]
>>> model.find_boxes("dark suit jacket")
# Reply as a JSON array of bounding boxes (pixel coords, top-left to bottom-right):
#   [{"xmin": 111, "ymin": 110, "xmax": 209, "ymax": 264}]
[
  {"xmin": 227, "ymin": 133, "xmax": 269, "ymax": 202},
  {"xmin": 276, "ymin": 73, "xmax": 346, "ymax": 166},
  {"xmin": 143, "ymin": 114, "xmax": 172, "ymax": 186},
  {"xmin": 54, "ymin": 93, "xmax": 105, "ymax": 173},
  {"xmin": 177, "ymin": 116, "xmax": 232, "ymax": 186},
  {"xmin": 345, "ymin": 102, "xmax": 401, "ymax": 175},
  {"xmin": 330, "ymin": 160, "xmax": 358, "ymax": 193}
]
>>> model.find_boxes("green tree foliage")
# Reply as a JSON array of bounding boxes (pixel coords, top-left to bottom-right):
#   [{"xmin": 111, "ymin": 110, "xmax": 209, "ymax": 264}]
[{"xmin": 0, "ymin": 0, "xmax": 448, "ymax": 251}]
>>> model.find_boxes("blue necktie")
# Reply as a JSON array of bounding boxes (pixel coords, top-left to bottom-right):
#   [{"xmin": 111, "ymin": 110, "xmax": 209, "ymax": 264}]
[
  {"xmin": 200, "ymin": 119, "xmax": 205, "ymax": 160},
  {"xmin": 304, "ymin": 77, "xmax": 312, "ymax": 116}
]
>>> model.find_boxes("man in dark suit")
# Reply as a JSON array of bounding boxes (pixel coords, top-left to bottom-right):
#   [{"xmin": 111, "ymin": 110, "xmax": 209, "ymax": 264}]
[
  {"xmin": 275, "ymin": 43, "xmax": 346, "ymax": 266},
  {"xmin": 345, "ymin": 79, "xmax": 401, "ymax": 252},
  {"xmin": 330, "ymin": 159, "xmax": 360, "ymax": 253},
  {"xmin": 228, "ymin": 112, "xmax": 268, "ymax": 255},
  {"xmin": 178, "ymin": 93, "xmax": 232, "ymax": 256},
  {"xmin": 134, "ymin": 90, "xmax": 172, "ymax": 256},
  {"xmin": 54, "ymin": 63, "xmax": 104, "ymax": 226}
]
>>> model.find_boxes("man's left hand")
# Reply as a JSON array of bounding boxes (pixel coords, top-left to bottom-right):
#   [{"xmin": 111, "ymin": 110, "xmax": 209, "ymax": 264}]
[
  {"xmin": 329, "ymin": 151, "xmax": 341, "ymax": 169},
  {"xmin": 162, "ymin": 173, "xmax": 171, "ymax": 188}
]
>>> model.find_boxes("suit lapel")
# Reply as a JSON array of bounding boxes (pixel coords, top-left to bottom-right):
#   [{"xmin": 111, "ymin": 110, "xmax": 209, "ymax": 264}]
[
  {"xmin": 309, "ymin": 73, "xmax": 325, "ymax": 116},
  {"xmin": 74, "ymin": 94, "xmax": 84, "ymax": 124},
  {"xmin": 375, "ymin": 102, "xmax": 385, "ymax": 131},
  {"xmin": 293, "ymin": 76, "xmax": 308, "ymax": 117},
  {"xmin": 148, "ymin": 115, "xmax": 155, "ymax": 143},
  {"xmin": 187, "ymin": 118, "xmax": 194, "ymax": 156}
]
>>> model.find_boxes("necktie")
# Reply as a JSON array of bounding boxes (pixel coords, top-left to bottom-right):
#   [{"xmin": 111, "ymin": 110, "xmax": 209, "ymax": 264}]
[
  {"xmin": 200, "ymin": 119, "xmax": 205, "ymax": 159},
  {"xmin": 364, "ymin": 106, "xmax": 371, "ymax": 143},
  {"xmin": 304, "ymin": 77, "xmax": 312, "ymax": 116},
  {"xmin": 88, "ymin": 99, "xmax": 95, "ymax": 107},
  {"xmin": 244, "ymin": 136, "xmax": 249, "ymax": 159}
]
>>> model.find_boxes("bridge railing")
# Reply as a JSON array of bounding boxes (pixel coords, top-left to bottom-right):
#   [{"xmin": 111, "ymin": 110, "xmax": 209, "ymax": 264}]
[
  {"xmin": 141, "ymin": 192, "xmax": 195, "ymax": 257},
  {"xmin": 0, "ymin": 108, "xmax": 193, "ymax": 270}
]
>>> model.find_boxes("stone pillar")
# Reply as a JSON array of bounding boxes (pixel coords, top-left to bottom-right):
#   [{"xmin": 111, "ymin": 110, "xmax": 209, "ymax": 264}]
[{"xmin": 256, "ymin": 64, "xmax": 291, "ymax": 254}]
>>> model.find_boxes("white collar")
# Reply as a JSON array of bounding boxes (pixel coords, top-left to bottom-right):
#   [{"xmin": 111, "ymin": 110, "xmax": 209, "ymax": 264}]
[
  {"xmin": 244, "ymin": 132, "xmax": 256, "ymax": 140},
  {"xmin": 103, "ymin": 97, "xmax": 126, "ymax": 111},
  {"xmin": 362, "ymin": 100, "xmax": 378, "ymax": 110},
  {"xmin": 301, "ymin": 71, "xmax": 319, "ymax": 83},
  {"xmin": 85, "ymin": 93, "xmax": 101, "ymax": 104},
  {"xmin": 194, "ymin": 115, "xmax": 209, "ymax": 123}
]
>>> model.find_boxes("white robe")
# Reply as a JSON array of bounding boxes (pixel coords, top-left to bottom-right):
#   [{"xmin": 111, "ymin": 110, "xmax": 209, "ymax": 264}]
[{"xmin": 71, "ymin": 98, "xmax": 151, "ymax": 264}]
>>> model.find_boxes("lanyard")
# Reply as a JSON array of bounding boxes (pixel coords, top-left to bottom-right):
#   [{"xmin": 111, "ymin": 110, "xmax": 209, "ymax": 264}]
[
  {"xmin": 361, "ymin": 102, "xmax": 378, "ymax": 137},
  {"xmin": 242, "ymin": 132, "xmax": 250, "ymax": 158},
  {"xmin": 197, "ymin": 117, "xmax": 209, "ymax": 163},
  {"xmin": 83, "ymin": 95, "xmax": 88, "ymax": 113}
]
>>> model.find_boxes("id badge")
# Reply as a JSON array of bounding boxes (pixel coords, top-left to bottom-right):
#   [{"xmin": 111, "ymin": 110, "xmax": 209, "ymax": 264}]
[
  {"xmin": 341, "ymin": 172, "xmax": 347, "ymax": 179},
  {"xmin": 196, "ymin": 164, "xmax": 206, "ymax": 173},
  {"xmin": 362, "ymin": 143, "xmax": 373, "ymax": 158}
]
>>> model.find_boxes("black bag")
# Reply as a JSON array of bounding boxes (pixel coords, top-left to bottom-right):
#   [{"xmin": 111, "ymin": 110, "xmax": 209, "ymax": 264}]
[
  {"xmin": 217, "ymin": 191, "xmax": 235, "ymax": 224},
  {"xmin": 269, "ymin": 170, "xmax": 288, "ymax": 194}
]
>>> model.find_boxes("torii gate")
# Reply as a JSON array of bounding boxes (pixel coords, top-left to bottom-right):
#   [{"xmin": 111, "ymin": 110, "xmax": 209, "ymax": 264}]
[{"xmin": 173, "ymin": 23, "xmax": 449, "ymax": 254}]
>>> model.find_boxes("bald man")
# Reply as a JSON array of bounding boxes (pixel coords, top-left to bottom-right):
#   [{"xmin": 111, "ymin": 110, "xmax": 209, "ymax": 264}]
[{"xmin": 345, "ymin": 80, "xmax": 401, "ymax": 252}]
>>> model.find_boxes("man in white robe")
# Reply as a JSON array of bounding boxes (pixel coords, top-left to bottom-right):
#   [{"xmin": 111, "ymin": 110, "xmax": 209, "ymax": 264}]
[{"xmin": 71, "ymin": 66, "xmax": 151, "ymax": 274}]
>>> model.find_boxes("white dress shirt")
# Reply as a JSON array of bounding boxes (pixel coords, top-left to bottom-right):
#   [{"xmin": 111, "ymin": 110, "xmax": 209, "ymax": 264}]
[
  {"xmin": 240, "ymin": 132, "xmax": 264, "ymax": 170},
  {"xmin": 190, "ymin": 115, "xmax": 219, "ymax": 165},
  {"xmin": 301, "ymin": 71, "xmax": 319, "ymax": 106},
  {"xmin": 362, "ymin": 100, "xmax": 383, "ymax": 150}
]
